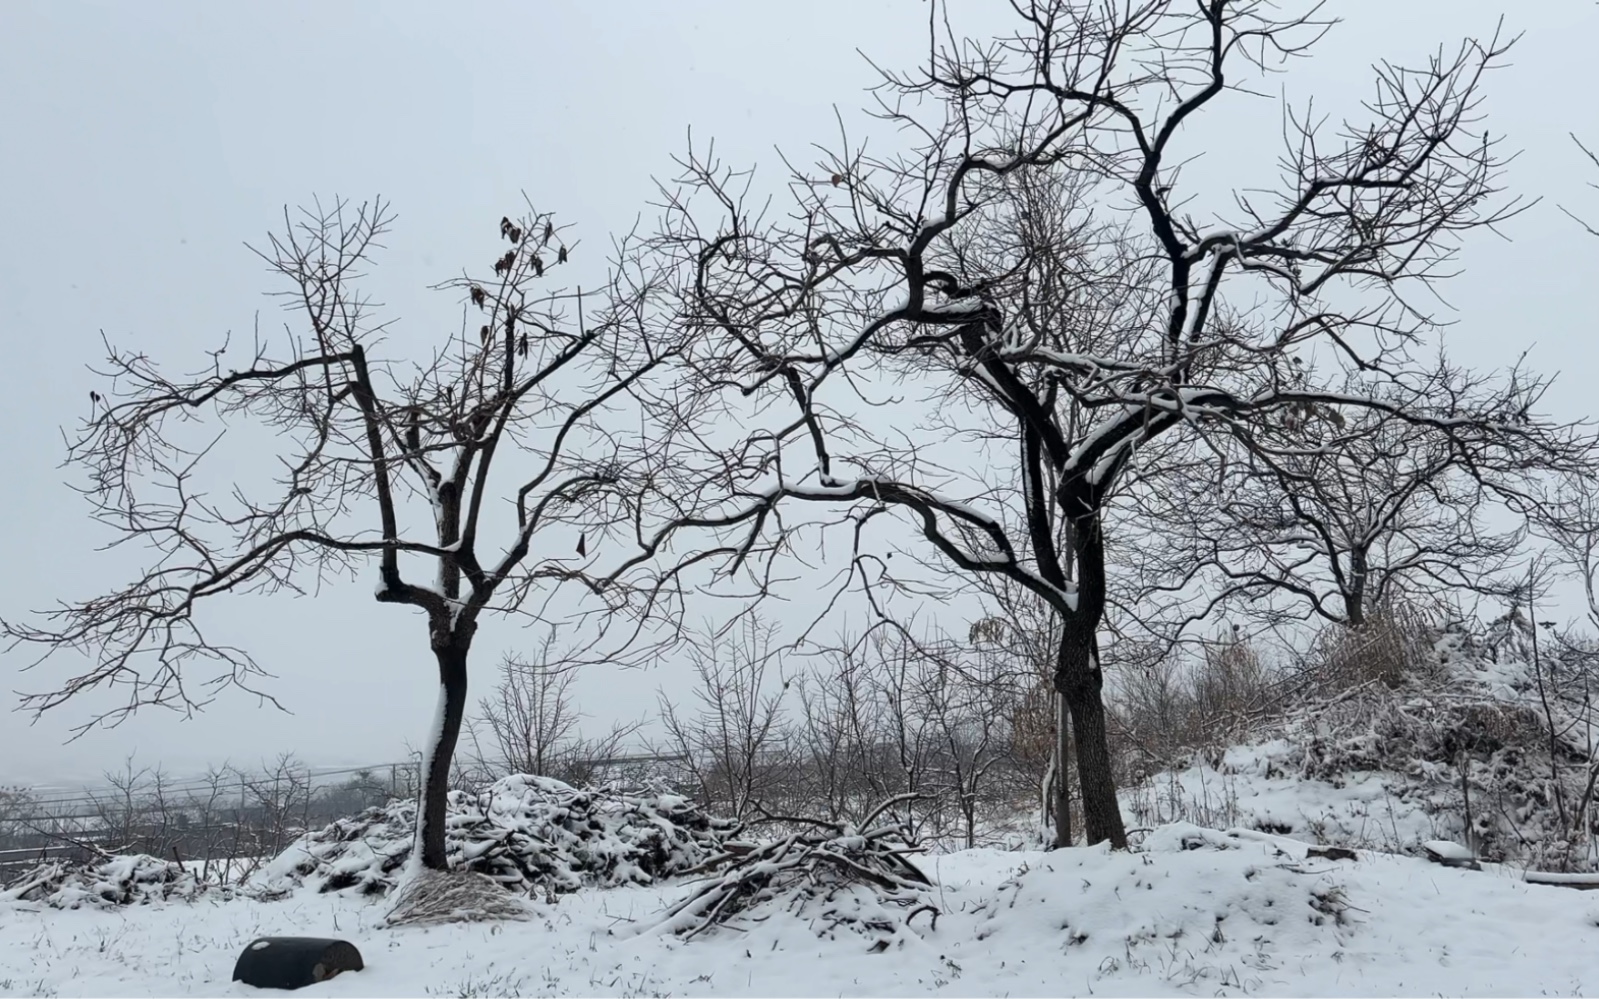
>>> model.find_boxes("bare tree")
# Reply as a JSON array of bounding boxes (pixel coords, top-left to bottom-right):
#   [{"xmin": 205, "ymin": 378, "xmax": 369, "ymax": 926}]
[
  {"xmin": 1535, "ymin": 135, "xmax": 1599, "ymax": 633},
  {"xmin": 0, "ymin": 787, "xmax": 36, "ymax": 844},
  {"xmin": 791, "ymin": 630, "xmax": 932, "ymax": 828},
  {"xmin": 0, "ymin": 787, "xmax": 39, "ymax": 881},
  {"xmin": 790, "ymin": 668, "xmax": 861, "ymax": 824},
  {"xmin": 3, "ymin": 199, "xmax": 699, "ymax": 870},
  {"xmin": 917, "ymin": 645, "xmax": 1013, "ymax": 849},
  {"xmin": 646, "ymin": 1, "xmax": 1572, "ymax": 847},
  {"xmin": 857, "ymin": 630, "xmax": 944, "ymax": 842},
  {"xmin": 654, "ymin": 617, "xmax": 792, "ymax": 820},
  {"xmin": 1536, "ymin": 485, "xmax": 1599, "ymax": 637},
  {"xmin": 1137, "ymin": 383, "xmax": 1532, "ymax": 632},
  {"xmin": 470, "ymin": 640, "xmax": 643, "ymax": 786},
  {"xmin": 477, "ymin": 645, "xmax": 581, "ymax": 778},
  {"xmin": 88, "ymin": 757, "xmax": 160, "ymax": 856},
  {"xmin": 181, "ymin": 766, "xmax": 238, "ymax": 885},
  {"xmin": 789, "ymin": 625, "xmax": 1020, "ymax": 845},
  {"xmin": 236, "ymin": 754, "xmax": 313, "ymax": 859},
  {"xmin": 1561, "ymin": 133, "xmax": 1599, "ymax": 240},
  {"xmin": 971, "ymin": 587, "xmax": 1073, "ymax": 846}
]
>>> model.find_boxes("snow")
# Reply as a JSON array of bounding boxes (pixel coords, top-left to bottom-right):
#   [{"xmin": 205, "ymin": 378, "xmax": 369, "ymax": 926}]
[
  {"xmin": 6, "ymin": 824, "xmax": 1599, "ymax": 996},
  {"xmin": 1121, "ymin": 644, "xmax": 1599, "ymax": 872},
  {"xmin": 1121, "ymin": 740, "xmax": 1448, "ymax": 856},
  {"xmin": 1422, "ymin": 839, "xmax": 1476, "ymax": 862},
  {"xmin": 926, "ymin": 296, "xmax": 985, "ymax": 315},
  {"xmin": 8, "ymin": 642, "xmax": 1598, "ymax": 996},
  {"xmin": 1524, "ymin": 870, "xmax": 1599, "ymax": 887}
]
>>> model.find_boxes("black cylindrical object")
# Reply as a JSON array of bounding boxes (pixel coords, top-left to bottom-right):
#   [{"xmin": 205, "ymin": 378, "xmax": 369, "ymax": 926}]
[{"xmin": 231, "ymin": 937, "xmax": 364, "ymax": 990}]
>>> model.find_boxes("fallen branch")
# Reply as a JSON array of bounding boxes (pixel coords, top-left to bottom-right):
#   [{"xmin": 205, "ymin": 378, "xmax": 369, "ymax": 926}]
[{"xmin": 1523, "ymin": 870, "xmax": 1599, "ymax": 890}]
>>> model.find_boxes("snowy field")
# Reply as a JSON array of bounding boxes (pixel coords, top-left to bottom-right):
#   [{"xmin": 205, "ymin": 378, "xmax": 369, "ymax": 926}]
[{"xmin": 4, "ymin": 823, "xmax": 1598, "ymax": 998}]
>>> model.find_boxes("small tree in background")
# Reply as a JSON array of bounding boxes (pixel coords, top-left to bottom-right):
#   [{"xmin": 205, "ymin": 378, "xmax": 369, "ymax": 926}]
[
  {"xmin": 655, "ymin": 618, "xmax": 792, "ymax": 822},
  {"xmin": 468, "ymin": 641, "xmax": 643, "ymax": 787}
]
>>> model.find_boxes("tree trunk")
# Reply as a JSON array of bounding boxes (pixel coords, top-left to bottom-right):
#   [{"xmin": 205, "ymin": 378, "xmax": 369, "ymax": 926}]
[
  {"xmin": 1345, "ymin": 546, "xmax": 1368, "ymax": 627},
  {"xmin": 1053, "ymin": 490, "xmax": 1128, "ymax": 850},
  {"xmin": 418, "ymin": 641, "xmax": 470, "ymax": 870},
  {"xmin": 1041, "ymin": 744, "xmax": 1057, "ymax": 844},
  {"xmin": 1056, "ymin": 628, "xmax": 1127, "ymax": 849},
  {"xmin": 1053, "ymin": 689, "xmax": 1073, "ymax": 847}
]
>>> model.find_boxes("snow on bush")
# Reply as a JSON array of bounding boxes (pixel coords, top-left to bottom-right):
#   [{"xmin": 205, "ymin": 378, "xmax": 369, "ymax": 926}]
[
  {"xmin": 255, "ymin": 774, "xmax": 740, "ymax": 898},
  {"xmin": 2, "ymin": 854, "xmax": 212, "ymax": 909},
  {"xmin": 654, "ymin": 797, "xmax": 938, "ymax": 944},
  {"xmin": 1124, "ymin": 628, "xmax": 1599, "ymax": 869}
]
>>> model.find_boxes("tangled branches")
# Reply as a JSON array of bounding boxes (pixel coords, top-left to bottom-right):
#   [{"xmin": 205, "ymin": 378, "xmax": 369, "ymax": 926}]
[
  {"xmin": 258, "ymin": 775, "xmax": 740, "ymax": 898},
  {"xmin": 2, "ymin": 853, "xmax": 213, "ymax": 909},
  {"xmin": 655, "ymin": 794, "xmax": 938, "ymax": 942}
]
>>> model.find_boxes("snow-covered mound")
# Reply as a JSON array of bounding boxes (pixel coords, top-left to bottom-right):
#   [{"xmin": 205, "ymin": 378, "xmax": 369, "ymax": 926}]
[
  {"xmin": 2, "ymin": 854, "xmax": 213, "ymax": 910},
  {"xmin": 255, "ymin": 774, "xmax": 741, "ymax": 898},
  {"xmin": 1124, "ymin": 637, "xmax": 1599, "ymax": 870},
  {"xmin": 971, "ymin": 825, "xmax": 1361, "ymax": 991},
  {"xmin": 8, "ymin": 823, "xmax": 1599, "ymax": 996}
]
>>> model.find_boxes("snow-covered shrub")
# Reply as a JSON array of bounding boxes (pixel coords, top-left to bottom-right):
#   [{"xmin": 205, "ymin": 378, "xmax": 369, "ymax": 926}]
[
  {"xmin": 1290, "ymin": 625, "xmax": 1599, "ymax": 868},
  {"xmin": 1299, "ymin": 605, "xmax": 1440, "ymax": 694},
  {"xmin": 255, "ymin": 774, "xmax": 740, "ymax": 898},
  {"xmin": 1123, "ymin": 632, "xmax": 1599, "ymax": 869},
  {"xmin": 1107, "ymin": 635, "xmax": 1281, "ymax": 786},
  {"xmin": 2, "ymin": 854, "xmax": 212, "ymax": 909},
  {"xmin": 654, "ymin": 797, "xmax": 938, "ymax": 943}
]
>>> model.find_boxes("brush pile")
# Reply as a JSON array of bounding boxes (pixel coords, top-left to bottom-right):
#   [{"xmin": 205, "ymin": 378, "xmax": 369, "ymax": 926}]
[
  {"xmin": 255, "ymin": 774, "xmax": 741, "ymax": 898},
  {"xmin": 2, "ymin": 853, "xmax": 211, "ymax": 909},
  {"xmin": 656, "ymin": 795, "xmax": 939, "ymax": 943}
]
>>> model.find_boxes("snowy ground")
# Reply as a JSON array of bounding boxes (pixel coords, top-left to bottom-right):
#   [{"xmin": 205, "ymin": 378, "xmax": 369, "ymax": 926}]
[
  {"xmin": 4, "ymin": 823, "xmax": 1598, "ymax": 998},
  {"xmin": 1122, "ymin": 740, "xmax": 1451, "ymax": 852}
]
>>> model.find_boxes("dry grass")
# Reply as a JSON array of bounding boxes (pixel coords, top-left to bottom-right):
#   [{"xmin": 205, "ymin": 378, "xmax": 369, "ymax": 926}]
[
  {"xmin": 1108, "ymin": 605, "xmax": 1444, "ymax": 785},
  {"xmin": 1298, "ymin": 605, "xmax": 1440, "ymax": 694},
  {"xmin": 383, "ymin": 868, "xmax": 537, "ymax": 927},
  {"xmin": 1108, "ymin": 636, "xmax": 1277, "ymax": 781}
]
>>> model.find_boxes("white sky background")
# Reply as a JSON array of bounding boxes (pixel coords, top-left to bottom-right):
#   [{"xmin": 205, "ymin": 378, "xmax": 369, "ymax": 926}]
[{"xmin": 0, "ymin": 0, "xmax": 1594, "ymax": 785}]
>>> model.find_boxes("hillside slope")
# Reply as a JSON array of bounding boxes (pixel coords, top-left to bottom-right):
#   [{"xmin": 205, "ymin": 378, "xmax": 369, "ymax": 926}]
[{"xmin": 1123, "ymin": 633, "xmax": 1599, "ymax": 873}]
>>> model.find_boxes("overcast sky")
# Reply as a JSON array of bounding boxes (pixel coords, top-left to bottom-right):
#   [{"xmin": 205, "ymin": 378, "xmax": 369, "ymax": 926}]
[{"xmin": 1, "ymin": 0, "xmax": 1594, "ymax": 787}]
